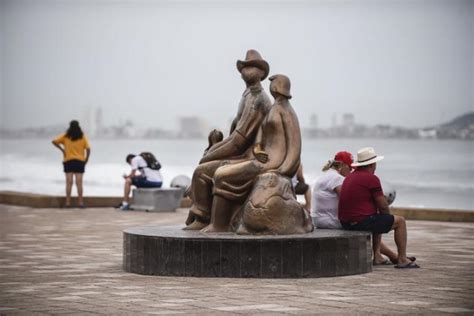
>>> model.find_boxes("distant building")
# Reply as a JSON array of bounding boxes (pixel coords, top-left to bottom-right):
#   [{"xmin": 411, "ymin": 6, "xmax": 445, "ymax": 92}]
[
  {"xmin": 418, "ymin": 128, "xmax": 437, "ymax": 139},
  {"xmin": 95, "ymin": 107, "xmax": 104, "ymax": 137},
  {"xmin": 341, "ymin": 113, "xmax": 355, "ymax": 136},
  {"xmin": 310, "ymin": 113, "xmax": 318, "ymax": 129},
  {"xmin": 342, "ymin": 113, "xmax": 355, "ymax": 127},
  {"xmin": 331, "ymin": 113, "xmax": 337, "ymax": 128},
  {"xmin": 179, "ymin": 116, "xmax": 207, "ymax": 138}
]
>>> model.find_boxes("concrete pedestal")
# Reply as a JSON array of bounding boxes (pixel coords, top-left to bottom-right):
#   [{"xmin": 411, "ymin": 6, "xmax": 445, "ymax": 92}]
[
  {"xmin": 123, "ymin": 225, "xmax": 372, "ymax": 278},
  {"xmin": 131, "ymin": 188, "xmax": 183, "ymax": 212}
]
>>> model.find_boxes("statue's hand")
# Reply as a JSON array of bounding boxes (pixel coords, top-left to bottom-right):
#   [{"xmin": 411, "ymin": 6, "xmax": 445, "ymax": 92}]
[{"xmin": 254, "ymin": 150, "xmax": 269, "ymax": 163}]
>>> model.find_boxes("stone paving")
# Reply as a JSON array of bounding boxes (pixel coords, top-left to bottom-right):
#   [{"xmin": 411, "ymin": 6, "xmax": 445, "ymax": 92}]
[{"xmin": 0, "ymin": 204, "xmax": 473, "ymax": 315}]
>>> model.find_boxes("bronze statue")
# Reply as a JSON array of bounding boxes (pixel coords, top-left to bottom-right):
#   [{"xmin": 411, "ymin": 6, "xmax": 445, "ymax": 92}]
[
  {"xmin": 202, "ymin": 75, "xmax": 313, "ymax": 234},
  {"xmin": 184, "ymin": 49, "xmax": 272, "ymax": 230}
]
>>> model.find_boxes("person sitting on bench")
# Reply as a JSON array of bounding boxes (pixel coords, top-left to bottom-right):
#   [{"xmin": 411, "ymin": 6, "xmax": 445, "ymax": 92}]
[{"xmin": 119, "ymin": 153, "xmax": 163, "ymax": 210}]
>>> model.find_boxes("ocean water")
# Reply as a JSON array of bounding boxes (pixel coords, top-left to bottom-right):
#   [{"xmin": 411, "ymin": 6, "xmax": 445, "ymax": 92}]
[{"xmin": 0, "ymin": 138, "xmax": 472, "ymax": 210}]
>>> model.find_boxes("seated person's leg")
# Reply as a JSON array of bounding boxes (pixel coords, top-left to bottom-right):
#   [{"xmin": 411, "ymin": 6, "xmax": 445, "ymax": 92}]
[
  {"xmin": 120, "ymin": 178, "xmax": 133, "ymax": 210},
  {"xmin": 372, "ymin": 233, "xmax": 386, "ymax": 264},
  {"xmin": 380, "ymin": 241, "xmax": 398, "ymax": 264},
  {"xmin": 391, "ymin": 215, "xmax": 414, "ymax": 266},
  {"xmin": 304, "ymin": 186, "xmax": 311, "ymax": 212},
  {"xmin": 185, "ymin": 160, "xmax": 228, "ymax": 229},
  {"xmin": 341, "ymin": 214, "xmax": 394, "ymax": 233},
  {"xmin": 131, "ymin": 176, "xmax": 162, "ymax": 188},
  {"xmin": 295, "ymin": 182, "xmax": 310, "ymax": 211},
  {"xmin": 205, "ymin": 161, "xmax": 259, "ymax": 232}
]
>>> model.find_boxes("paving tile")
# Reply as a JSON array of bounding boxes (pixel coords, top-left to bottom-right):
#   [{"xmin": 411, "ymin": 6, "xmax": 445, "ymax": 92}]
[
  {"xmin": 49, "ymin": 296, "xmax": 85, "ymax": 301},
  {"xmin": 432, "ymin": 307, "xmax": 474, "ymax": 313},
  {"xmin": 110, "ymin": 291, "xmax": 147, "ymax": 296},
  {"xmin": 144, "ymin": 312, "xmax": 186, "ymax": 315},
  {"xmin": 1, "ymin": 205, "xmax": 473, "ymax": 315},
  {"xmin": 391, "ymin": 300, "xmax": 432, "ymax": 306},
  {"xmin": 68, "ymin": 291, "xmax": 102, "ymax": 295},
  {"xmin": 147, "ymin": 303, "xmax": 180, "ymax": 308}
]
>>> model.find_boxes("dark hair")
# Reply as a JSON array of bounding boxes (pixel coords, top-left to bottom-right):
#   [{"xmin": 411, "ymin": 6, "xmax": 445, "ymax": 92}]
[
  {"xmin": 66, "ymin": 120, "xmax": 84, "ymax": 141},
  {"xmin": 126, "ymin": 154, "xmax": 136, "ymax": 164},
  {"xmin": 356, "ymin": 163, "xmax": 374, "ymax": 170}
]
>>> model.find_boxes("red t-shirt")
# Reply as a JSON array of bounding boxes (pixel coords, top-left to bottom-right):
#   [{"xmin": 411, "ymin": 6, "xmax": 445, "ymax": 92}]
[{"xmin": 338, "ymin": 169, "xmax": 384, "ymax": 223}]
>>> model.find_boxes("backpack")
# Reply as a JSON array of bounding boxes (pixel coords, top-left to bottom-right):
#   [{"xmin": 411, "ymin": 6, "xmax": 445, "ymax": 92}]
[{"xmin": 139, "ymin": 152, "xmax": 162, "ymax": 170}]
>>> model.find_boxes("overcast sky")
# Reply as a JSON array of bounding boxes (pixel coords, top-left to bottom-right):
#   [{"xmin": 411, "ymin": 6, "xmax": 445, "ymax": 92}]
[{"xmin": 1, "ymin": 0, "xmax": 472, "ymax": 131}]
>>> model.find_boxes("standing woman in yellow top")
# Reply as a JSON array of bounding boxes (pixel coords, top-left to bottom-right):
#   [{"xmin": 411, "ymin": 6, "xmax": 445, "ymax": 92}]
[{"xmin": 52, "ymin": 120, "xmax": 91, "ymax": 208}]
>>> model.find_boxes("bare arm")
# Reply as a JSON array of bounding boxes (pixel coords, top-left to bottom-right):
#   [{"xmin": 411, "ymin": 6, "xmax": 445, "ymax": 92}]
[
  {"xmin": 124, "ymin": 169, "xmax": 138, "ymax": 179},
  {"xmin": 85, "ymin": 148, "xmax": 91, "ymax": 164},
  {"xmin": 200, "ymin": 131, "xmax": 247, "ymax": 163},
  {"xmin": 334, "ymin": 186, "xmax": 342, "ymax": 196},
  {"xmin": 375, "ymin": 195, "xmax": 390, "ymax": 214},
  {"xmin": 52, "ymin": 141, "xmax": 65, "ymax": 156}
]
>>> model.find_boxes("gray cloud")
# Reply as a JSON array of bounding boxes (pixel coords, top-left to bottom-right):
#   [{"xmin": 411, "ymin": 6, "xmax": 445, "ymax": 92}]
[{"xmin": 1, "ymin": 0, "xmax": 473, "ymax": 130}]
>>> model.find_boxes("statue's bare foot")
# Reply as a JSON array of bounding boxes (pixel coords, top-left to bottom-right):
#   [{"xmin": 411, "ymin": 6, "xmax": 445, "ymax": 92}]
[
  {"xmin": 183, "ymin": 220, "xmax": 208, "ymax": 231},
  {"xmin": 236, "ymin": 224, "xmax": 251, "ymax": 235},
  {"xmin": 303, "ymin": 214, "xmax": 314, "ymax": 232},
  {"xmin": 185, "ymin": 210, "xmax": 196, "ymax": 226},
  {"xmin": 201, "ymin": 224, "xmax": 230, "ymax": 233}
]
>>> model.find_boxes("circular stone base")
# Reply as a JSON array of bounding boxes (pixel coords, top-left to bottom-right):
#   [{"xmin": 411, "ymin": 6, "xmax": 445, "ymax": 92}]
[{"xmin": 123, "ymin": 225, "xmax": 372, "ymax": 278}]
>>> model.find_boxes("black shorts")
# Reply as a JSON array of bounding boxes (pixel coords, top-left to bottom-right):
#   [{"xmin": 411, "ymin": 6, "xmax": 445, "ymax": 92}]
[
  {"xmin": 341, "ymin": 214, "xmax": 394, "ymax": 234},
  {"xmin": 131, "ymin": 177, "xmax": 162, "ymax": 188},
  {"xmin": 63, "ymin": 159, "xmax": 86, "ymax": 173},
  {"xmin": 294, "ymin": 182, "xmax": 309, "ymax": 195}
]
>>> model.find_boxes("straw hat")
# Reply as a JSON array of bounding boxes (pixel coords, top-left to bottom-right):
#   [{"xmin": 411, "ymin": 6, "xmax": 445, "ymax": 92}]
[
  {"xmin": 236, "ymin": 49, "xmax": 270, "ymax": 80},
  {"xmin": 351, "ymin": 147, "xmax": 384, "ymax": 167}
]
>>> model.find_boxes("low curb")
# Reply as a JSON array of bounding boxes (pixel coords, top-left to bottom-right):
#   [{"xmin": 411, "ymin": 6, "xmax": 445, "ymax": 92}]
[
  {"xmin": 390, "ymin": 207, "xmax": 474, "ymax": 223},
  {"xmin": 0, "ymin": 191, "xmax": 192, "ymax": 209},
  {"xmin": 0, "ymin": 191, "xmax": 472, "ymax": 222}
]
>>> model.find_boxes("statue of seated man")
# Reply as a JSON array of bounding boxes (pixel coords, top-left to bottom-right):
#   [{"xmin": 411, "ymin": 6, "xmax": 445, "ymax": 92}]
[
  {"xmin": 202, "ymin": 74, "xmax": 302, "ymax": 232},
  {"xmin": 184, "ymin": 50, "xmax": 272, "ymax": 230}
]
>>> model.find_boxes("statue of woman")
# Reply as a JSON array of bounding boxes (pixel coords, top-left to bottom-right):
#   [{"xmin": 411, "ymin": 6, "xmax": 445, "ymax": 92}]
[{"xmin": 203, "ymin": 74, "xmax": 302, "ymax": 232}]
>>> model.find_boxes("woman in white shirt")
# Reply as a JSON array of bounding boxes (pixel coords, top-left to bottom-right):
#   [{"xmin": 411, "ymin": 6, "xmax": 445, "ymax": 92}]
[
  {"xmin": 311, "ymin": 151, "xmax": 406, "ymax": 265},
  {"xmin": 311, "ymin": 151, "xmax": 353, "ymax": 228}
]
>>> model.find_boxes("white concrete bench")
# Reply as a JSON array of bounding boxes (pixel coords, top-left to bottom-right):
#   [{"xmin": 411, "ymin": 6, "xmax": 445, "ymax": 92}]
[{"xmin": 131, "ymin": 188, "xmax": 183, "ymax": 212}]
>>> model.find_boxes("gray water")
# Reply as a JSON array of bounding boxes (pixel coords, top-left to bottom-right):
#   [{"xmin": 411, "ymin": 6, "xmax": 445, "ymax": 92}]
[{"xmin": 0, "ymin": 138, "xmax": 472, "ymax": 210}]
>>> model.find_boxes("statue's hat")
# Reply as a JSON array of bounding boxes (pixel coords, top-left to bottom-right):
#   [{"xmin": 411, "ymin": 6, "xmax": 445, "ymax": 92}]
[
  {"xmin": 269, "ymin": 74, "xmax": 292, "ymax": 99},
  {"xmin": 236, "ymin": 49, "xmax": 270, "ymax": 80}
]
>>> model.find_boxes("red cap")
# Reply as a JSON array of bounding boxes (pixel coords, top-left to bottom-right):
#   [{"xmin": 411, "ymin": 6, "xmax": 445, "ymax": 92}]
[{"xmin": 334, "ymin": 151, "xmax": 354, "ymax": 168}]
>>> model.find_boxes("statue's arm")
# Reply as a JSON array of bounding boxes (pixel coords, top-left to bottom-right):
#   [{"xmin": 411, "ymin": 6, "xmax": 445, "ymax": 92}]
[
  {"xmin": 201, "ymin": 100, "xmax": 265, "ymax": 164},
  {"xmin": 276, "ymin": 111, "xmax": 301, "ymax": 176},
  {"xmin": 200, "ymin": 131, "xmax": 247, "ymax": 163},
  {"xmin": 229, "ymin": 116, "xmax": 238, "ymax": 134},
  {"xmin": 253, "ymin": 127, "xmax": 269, "ymax": 163}
]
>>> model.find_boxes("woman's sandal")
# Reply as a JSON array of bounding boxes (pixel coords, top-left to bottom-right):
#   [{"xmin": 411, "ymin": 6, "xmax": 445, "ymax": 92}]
[{"xmin": 395, "ymin": 261, "xmax": 420, "ymax": 269}]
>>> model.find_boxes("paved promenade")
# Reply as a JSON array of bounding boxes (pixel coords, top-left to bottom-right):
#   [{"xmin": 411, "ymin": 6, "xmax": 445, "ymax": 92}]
[{"xmin": 0, "ymin": 204, "xmax": 473, "ymax": 315}]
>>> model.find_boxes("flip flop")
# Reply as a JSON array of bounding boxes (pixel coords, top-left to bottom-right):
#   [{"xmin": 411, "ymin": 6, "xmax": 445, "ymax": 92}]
[
  {"xmin": 373, "ymin": 260, "xmax": 393, "ymax": 266},
  {"xmin": 395, "ymin": 261, "xmax": 420, "ymax": 269},
  {"xmin": 390, "ymin": 256, "xmax": 417, "ymax": 264}
]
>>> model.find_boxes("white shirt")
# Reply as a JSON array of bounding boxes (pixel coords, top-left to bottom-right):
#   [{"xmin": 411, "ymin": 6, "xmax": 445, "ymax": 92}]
[
  {"xmin": 311, "ymin": 169, "xmax": 344, "ymax": 229},
  {"xmin": 131, "ymin": 156, "xmax": 163, "ymax": 183}
]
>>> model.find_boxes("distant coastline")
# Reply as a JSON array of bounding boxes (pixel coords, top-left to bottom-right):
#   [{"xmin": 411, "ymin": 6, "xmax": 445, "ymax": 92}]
[{"xmin": 1, "ymin": 112, "xmax": 473, "ymax": 141}]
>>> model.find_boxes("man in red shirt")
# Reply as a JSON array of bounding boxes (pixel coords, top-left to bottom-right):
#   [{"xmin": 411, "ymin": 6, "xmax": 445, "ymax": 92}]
[{"xmin": 339, "ymin": 147, "xmax": 419, "ymax": 269}]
